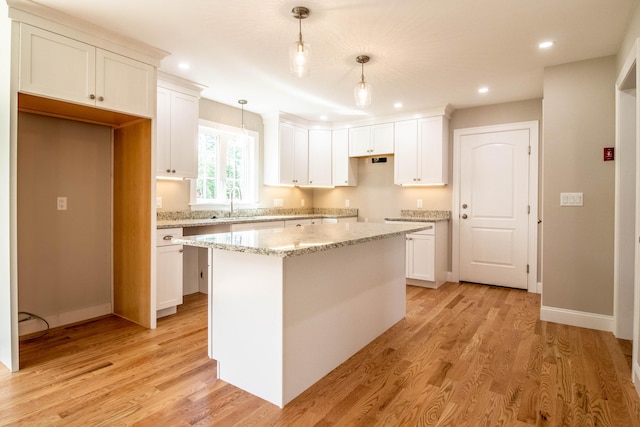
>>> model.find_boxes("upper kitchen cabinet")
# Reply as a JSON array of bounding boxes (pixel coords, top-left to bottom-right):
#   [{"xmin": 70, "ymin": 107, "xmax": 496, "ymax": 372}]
[
  {"xmin": 308, "ymin": 129, "xmax": 332, "ymax": 186},
  {"xmin": 349, "ymin": 122, "xmax": 394, "ymax": 157},
  {"xmin": 19, "ymin": 24, "xmax": 155, "ymax": 118},
  {"xmin": 264, "ymin": 116, "xmax": 309, "ymax": 186},
  {"xmin": 332, "ymin": 129, "xmax": 358, "ymax": 186},
  {"xmin": 394, "ymin": 115, "xmax": 449, "ymax": 185},
  {"xmin": 156, "ymin": 73, "xmax": 203, "ymax": 179}
]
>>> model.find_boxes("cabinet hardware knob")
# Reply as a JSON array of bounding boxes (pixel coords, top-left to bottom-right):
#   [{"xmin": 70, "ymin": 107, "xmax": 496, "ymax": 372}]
[
  {"xmin": 296, "ymin": 224, "xmax": 302, "ymax": 227},
  {"xmin": 178, "ymin": 249, "xmax": 184, "ymax": 253},
  {"xmin": 163, "ymin": 235, "xmax": 173, "ymax": 240},
  {"xmin": 344, "ymin": 180, "xmax": 348, "ymax": 184},
  {"xmin": 462, "ymin": 214, "xmax": 468, "ymax": 219},
  {"xmin": 171, "ymin": 169, "xmax": 176, "ymax": 173},
  {"xmin": 98, "ymin": 96, "xmax": 104, "ymax": 102},
  {"xmin": 89, "ymin": 94, "xmax": 95, "ymax": 100},
  {"xmin": 166, "ymin": 169, "xmax": 171, "ymax": 173}
]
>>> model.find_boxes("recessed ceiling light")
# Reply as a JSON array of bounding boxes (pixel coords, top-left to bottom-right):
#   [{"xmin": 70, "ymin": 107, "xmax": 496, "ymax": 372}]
[
  {"xmin": 393, "ymin": 102, "xmax": 403, "ymax": 108},
  {"xmin": 478, "ymin": 87, "xmax": 489, "ymax": 94},
  {"xmin": 320, "ymin": 115, "xmax": 328, "ymax": 120},
  {"xmin": 178, "ymin": 62, "xmax": 191, "ymax": 70},
  {"xmin": 538, "ymin": 41, "xmax": 554, "ymax": 49}
]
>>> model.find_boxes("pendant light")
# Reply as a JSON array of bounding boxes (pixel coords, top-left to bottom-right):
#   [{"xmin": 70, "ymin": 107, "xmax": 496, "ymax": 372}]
[
  {"xmin": 290, "ymin": 6, "xmax": 311, "ymax": 78},
  {"xmin": 238, "ymin": 99, "xmax": 248, "ymax": 135},
  {"xmin": 354, "ymin": 55, "xmax": 372, "ymax": 107}
]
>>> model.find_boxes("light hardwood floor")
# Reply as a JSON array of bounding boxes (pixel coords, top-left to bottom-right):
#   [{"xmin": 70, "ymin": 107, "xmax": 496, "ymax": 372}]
[{"xmin": 1, "ymin": 282, "xmax": 639, "ymax": 426}]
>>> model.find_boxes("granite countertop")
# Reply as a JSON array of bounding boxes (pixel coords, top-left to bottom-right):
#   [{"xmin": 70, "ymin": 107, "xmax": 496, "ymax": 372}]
[
  {"xmin": 385, "ymin": 209, "xmax": 451, "ymax": 223},
  {"xmin": 157, "ymin": 213, "xmax": 357, "ymax": 229},
  {"xmin": 172, "ymin": 222, "xmax": 430, "ymax": 258}
]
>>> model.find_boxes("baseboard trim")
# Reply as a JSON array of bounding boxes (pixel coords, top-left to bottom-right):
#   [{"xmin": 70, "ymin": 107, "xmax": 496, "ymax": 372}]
[
  {"xmin": 18, "ymin": 303, "xmax": 112, "ymax": 336},
  {"xmin": 540, "ymin": 305, "xmax": 614, "ymax": 332},
  {"xmin": 634, "ymin": 363, "xmax": 640, "ymax": 396}
]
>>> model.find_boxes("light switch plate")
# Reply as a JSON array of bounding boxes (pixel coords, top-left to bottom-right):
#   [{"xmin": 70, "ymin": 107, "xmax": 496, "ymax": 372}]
[
  {"xmin": 273, "ymin": 198, "xmax": 283, "ymax": 207},
  {"xmin": 560, "ymin": 192, "xmax": 583, "ymax": 206},
  {"xmin": 57, "ymin": 196, "xmax": 67, "ymax": 211}
]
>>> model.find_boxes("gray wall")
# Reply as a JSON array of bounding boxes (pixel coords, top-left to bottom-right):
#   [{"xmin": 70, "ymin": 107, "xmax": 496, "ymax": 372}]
[
  {"xmin": 542, "ymin": 56, "xmax": 616, "ymax": 315},
  {"xmin": 17, "ymin": 113, "xmax": 113, "ymax": 317}
]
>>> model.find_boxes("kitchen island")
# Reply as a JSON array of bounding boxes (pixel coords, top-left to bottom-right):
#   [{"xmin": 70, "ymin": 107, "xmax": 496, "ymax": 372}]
[{"xmin": 174, "ymin": 222, "xmax": 429, "ymax": 407}]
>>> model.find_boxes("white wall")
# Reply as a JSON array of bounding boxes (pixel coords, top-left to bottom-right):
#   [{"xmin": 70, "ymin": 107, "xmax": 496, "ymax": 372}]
[{"xmin": 0, "ymin": 1, "xmax": 16, "ymax": 372}]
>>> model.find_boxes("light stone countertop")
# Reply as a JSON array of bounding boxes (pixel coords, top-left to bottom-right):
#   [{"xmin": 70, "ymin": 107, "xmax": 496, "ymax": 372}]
[
  {"xmin": 172, "ymin": 222, "xmax": 431, "ymax": 257},
  {"xmin": 157, "ymin": 214, "xmax": 356, "ymax": 229}
]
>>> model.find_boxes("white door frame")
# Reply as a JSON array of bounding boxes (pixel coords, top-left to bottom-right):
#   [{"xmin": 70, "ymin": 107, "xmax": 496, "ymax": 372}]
[{"xmin": 452, "ymin": 121, "xmax": 539, "ymax": 293}]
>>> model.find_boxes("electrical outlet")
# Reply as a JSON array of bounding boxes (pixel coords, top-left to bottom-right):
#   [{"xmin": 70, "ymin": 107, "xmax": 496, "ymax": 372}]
[
  {"xmin": 301, "ymin": 199, "xmax": 305, "ymax": 207},
  {"xmin": 57, "ymin": 196, "xmax": 67, "ymax": 211},
  {"xmin": 156, "ymin": 197, "xmax": 163, "ymax": 209},
  {"xmin": 273, "ymin": 198, "xmax": 283, "ymax": 207},
  {"xmin": 417, "ymin": 199, "xmax": 423, "ymax": 209},
  {"xmin": 345, "ymin": 199, "xmax": 350, "ymax": 208}
]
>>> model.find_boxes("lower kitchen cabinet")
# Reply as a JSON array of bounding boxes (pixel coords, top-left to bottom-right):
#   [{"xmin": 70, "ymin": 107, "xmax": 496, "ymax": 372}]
[
  {"xmin": 156, "ymin": 228, "xmax": 183, "ymax": 317},
  {"xmin": 386, "ymin": 220, "xmax": 448, "ymax": 289},
  {"xmin": 406, "ymin": 232, "xmax": 435, "ymax": 281}
]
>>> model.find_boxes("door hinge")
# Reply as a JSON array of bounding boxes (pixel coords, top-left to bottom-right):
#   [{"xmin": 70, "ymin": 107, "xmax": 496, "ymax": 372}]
[
  {"xmin": 527, "ymin": 205, "xmax": 530, "ymax": 214},
  {"xmin": 526, "ymin": 264, "xmax": 530, "ymax": 274},
  {"xmin": 528, "ymin": 146, "xmax": 531, "ymax": 155}
]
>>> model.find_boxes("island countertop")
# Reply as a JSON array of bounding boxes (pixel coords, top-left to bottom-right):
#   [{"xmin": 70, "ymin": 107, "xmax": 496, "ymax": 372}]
[{"xmin": 172, "ymin": 222, "xmax": 430, "ymax": 257}]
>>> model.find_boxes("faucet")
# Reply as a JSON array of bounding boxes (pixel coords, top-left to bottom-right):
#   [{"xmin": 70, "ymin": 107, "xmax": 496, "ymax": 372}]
[{"xmin": 229, "ymin": 185, "xmax": 242, "ymax": 217}]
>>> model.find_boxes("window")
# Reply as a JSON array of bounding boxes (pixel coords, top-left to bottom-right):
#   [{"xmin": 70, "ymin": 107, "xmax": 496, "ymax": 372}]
[{"xmin": 190, "ymin": 120, "xmax": 258, "ymax": 208}]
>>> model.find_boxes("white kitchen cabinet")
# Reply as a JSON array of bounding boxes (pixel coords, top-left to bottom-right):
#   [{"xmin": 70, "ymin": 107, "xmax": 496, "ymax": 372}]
[
  {"xmin": 332, "ymin": 129, "xmax": 358, "ymax": 186},
  {"xmin": 156, "ymin": 228, "xmax": 184, "ymax": 317},
  {"xmin": 156, "ymin": 77, "xmax": 200, "ymax": 178},
  {"xmin": 394, "ymin": 116, "xmax": 449, "ymax": 185},
  {"xmin": 308, "ymin": 130, "xmax": 332, "ymax": 186},
  {"xmin": 406, "ymin": 232, "xmax": 435, "ymax": 281},
  {"xmin": 19, "ymin": 24, "xmax": 155, "ymax": 117},
  {"xmin": 349, "ymin": 123, "xmax": 394, "ymax": 157},
  {"xmin": 264, "ymin": 121, "xmax": 309, "ymax": 186}
]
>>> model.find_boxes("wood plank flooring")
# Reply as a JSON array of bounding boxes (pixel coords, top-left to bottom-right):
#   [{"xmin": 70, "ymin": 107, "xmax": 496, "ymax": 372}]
[{"xmin": 1, "ymin": 282, "xmax": 639, "ymax": 426}]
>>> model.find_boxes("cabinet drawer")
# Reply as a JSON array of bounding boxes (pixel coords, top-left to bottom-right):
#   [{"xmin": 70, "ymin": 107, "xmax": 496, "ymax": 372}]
[{"xmin": 157, "ymin": 228, "xmax": 183, "ymax": 246}]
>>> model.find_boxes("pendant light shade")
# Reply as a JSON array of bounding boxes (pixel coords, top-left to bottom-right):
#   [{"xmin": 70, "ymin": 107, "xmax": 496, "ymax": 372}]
[
  {"xmin": 354, "ymin": 55, "xmax": 372, "ymax": 107},
  {"xmin": 238, "ymin": 99, "xmax": 248, "ymax": 135},
  {"xmin": 290, "ymin": 6, "xmax": 311, "ymax": 78}
]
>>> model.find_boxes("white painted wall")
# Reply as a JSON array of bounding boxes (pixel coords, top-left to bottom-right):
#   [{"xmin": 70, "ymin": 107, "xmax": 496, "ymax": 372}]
[{"xmin": 0, "ymin": 3, "xmax": 17, "ymax": 372}]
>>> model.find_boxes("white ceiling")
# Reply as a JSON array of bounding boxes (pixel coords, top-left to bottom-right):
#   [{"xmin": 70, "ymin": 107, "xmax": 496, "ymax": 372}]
[{"xmin": 28, "ymin": 0, "xmax": 639, "ymax": 122}]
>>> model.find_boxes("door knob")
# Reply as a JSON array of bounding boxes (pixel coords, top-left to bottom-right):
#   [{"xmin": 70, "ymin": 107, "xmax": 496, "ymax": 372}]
[{"xmin": 462, "ymin": 214, "xmax": 468, "ymax": 219}]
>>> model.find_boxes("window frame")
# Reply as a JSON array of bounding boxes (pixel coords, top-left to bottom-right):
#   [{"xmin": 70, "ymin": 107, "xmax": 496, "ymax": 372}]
[{"xmin": 189, "ymin": 119, "xmax": 260, "ymax": 210}]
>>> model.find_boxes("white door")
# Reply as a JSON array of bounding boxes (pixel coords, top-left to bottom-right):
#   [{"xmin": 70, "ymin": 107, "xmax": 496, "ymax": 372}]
[{"xmin": 459, "ymin": 129, "xmax": 530, "ymax": 289}]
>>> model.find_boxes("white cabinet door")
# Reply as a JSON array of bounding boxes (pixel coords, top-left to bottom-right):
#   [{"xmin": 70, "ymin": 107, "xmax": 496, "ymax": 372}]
[
  {"xmin": 418, "ymin": 116, "xmax": 448, "ymax": 184},
  {"xmin": 156, "ymin": 86, "xmax": 172, "ymax": 175},
  {"xmin": 156, "ymin": 245, "xmax": 184, "ymax": 310},
  {"xmin": 406, "ymin": 233, "xmax": 435, "ymax": 281},
  {"xmin": 96, "ymin": 49, "xmax": 155, "ymax": 117},
  {"xmin": 348, "ymin": 123, "xmax": 394, "ymax": 157},
  {"xmin": 394, "ymin": 119, "xmax": 419, "ymax": 185},
  {"xmin": 19, "ymin": 24, "xmax": 95, "ymax": 106},
  {"xmin": 19, "ymin": 24, "xmax": 154, "ymax": 118},
  {"xmin": 293, "ymin": 127, "xmax": 309, "ymax": 185},
  {"xmin": 308, "ymin": 130, "xmax": 332, "ymax": 186},
  {"xmin": 370, "ymin": 123, "xmax": 394, "ymax": 155},
  {"xmin": 348, "ymin": 126, "xmax": 371, "ymax": 156},
  {"xmin": 278, "ymin": 123, "xmax": 308, "ymax": 185},
  {"xmin": 332, "ymin": 129, "xmax": 358, "ymax": 186},
  {"xmin": 278, "ymin": 123, "xmax": 296, "ymax": 184},
  {"xmin": 156, "ymin": 87, "xmax": 199, "ymax": 178},
  {"xmin": 168, "ymin": 91, "xmax": 199, "ymax": 178}
]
